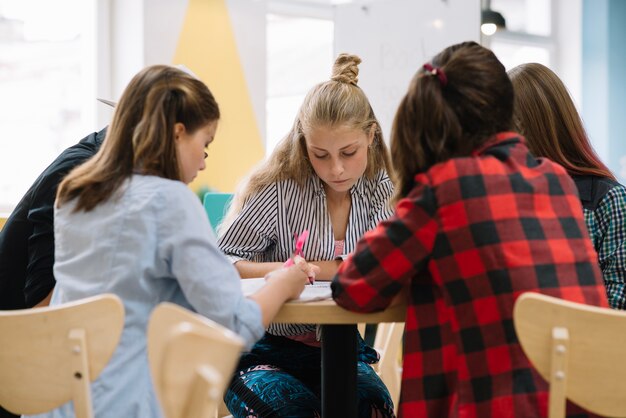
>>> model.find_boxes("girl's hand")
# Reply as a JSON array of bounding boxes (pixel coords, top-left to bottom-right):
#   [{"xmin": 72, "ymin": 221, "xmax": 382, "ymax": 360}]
[
  {"xmin": 292, "ymin": 255, "xmax": 320, "ymax": 284},
  {"xmin": 264, "ymin": 256, "xmax": 320, "ymax": 300}
]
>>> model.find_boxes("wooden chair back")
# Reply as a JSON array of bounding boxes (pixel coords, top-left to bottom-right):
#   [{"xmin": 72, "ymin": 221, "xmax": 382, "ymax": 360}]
[
  {"xmin": 0, "ymin": 294, "xmax": 124, "ymax": 418},
  {"xmin": 147, "ymin": 303, "xmax": 244, "ymax": 418},
  {"xmin": 372, "ymin": 322, "xmax": 405, "ymax": 414},
  {"xmin": 514, "ymin": 292, "xmax": 626, "ymax": 418}
]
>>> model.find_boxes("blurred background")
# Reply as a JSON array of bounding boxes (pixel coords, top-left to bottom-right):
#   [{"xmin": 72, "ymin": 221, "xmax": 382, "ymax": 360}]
[{"xmin": 1, "ymin": 0, "xmax": 624, "ymax": 216}]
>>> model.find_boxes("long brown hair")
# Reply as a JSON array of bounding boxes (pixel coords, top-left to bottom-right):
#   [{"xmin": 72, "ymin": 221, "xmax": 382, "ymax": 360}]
[
  {"xmin": 223, "ymin": 53, "xmax": 393, "ymax": 226},
  {"xmin": 391, "ymin": 41, "xmax": 514, "ymax": 199},
  {"xmin": 509, "ymin": 62, "xmax": 614, "ymax": 180},
  {"xmin": 56, "ymin": 65, "xmax": 220, "ymax": 212}
]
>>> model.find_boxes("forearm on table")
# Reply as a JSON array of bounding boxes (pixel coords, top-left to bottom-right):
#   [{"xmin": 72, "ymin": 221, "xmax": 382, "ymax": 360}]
[
  {"xmin": 234, "ymin": 260, "xmax": 284, "ymax": 278},
  {"xmin": 234, "ymin": 259, "xmax": 340, "ymax": 280},
  {"xmin": 309, "ymin": 259, "xmax": 342, "ymax": 280},
  {"xmin": 248, "ymin": 280, "xmax": 293, "ymax": 327}
]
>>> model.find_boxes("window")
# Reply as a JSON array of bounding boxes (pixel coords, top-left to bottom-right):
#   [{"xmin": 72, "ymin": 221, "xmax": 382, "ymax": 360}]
[
  {"xmin": 0, "ymin": 0, "xmax": 95, "ymax": 215},
  {"xmin": 266, "ymin": 6, "xmax": 334, "ymax": 155},
  {"xmin": 492, "ymin": 0, "xmax": 551, "ymax": 36},
  {"xmin": 483, "ymin": 0, "xmax": 582, "ymax": 109},
  {"xmin": 485, "ymin": 0, "xmax": 554, "ymax": 71},
  {"xmin": 490, "ymin": 42, "xmax": 551, "ymax": 69}
]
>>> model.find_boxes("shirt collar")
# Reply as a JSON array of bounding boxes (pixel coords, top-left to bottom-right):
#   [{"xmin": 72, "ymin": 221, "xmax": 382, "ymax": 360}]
[
  {"xmin": 471, "ymin": 131, "xmax": 523, "ymax": 156},
  {"xmin": 310, "ymin": 174, "xmax": 367, "ymax": 199},
  {"xmin": 95, "ymin": 126, "xmax": 108, "ymax": 147},
  {"xmin": 351, "ymin": 175, "xmax": 367, "ymax": 199},
  {"xmin": 571, "ymin": 175, "xmax": 592, "ymax": 203},
  {"xmin": 311, "ymin": 175, "xmax": 325, "ymax": 197}
]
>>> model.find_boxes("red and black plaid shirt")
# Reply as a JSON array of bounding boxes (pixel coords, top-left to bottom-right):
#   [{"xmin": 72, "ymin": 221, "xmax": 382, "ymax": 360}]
[{"xmin": 332, "ymin": 133, "xmax": 608, "ymax": 417}]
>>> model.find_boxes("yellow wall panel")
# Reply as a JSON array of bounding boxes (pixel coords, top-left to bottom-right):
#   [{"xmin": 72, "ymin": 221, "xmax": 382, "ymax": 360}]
[{"xmin": 174, "ymin": 0, "xmax": 264, "ymax": 193}]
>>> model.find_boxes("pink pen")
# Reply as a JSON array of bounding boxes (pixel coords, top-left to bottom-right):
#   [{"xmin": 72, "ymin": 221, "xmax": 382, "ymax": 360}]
[{"xmin": 283, "ymin": 230, "xmax": 313, "ymax": 283}]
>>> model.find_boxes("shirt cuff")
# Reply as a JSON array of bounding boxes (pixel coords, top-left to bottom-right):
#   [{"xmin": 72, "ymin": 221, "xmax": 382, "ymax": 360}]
[
  {"xmin": 234, "ymin": 297, "xmax": 266, "ymax": 350},
  {"xmin": 226, "ymin": 254, "xmax": 246, "ymax": 264}
]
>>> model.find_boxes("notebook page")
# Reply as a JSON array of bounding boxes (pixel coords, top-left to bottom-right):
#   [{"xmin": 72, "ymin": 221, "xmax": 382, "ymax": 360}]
[{"xmin": 241, "ymin": 278, "xmax": 332, "ymax": 303}]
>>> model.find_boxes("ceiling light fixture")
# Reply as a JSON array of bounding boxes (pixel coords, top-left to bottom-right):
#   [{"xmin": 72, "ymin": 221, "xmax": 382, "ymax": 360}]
[{"xmin": 481, "ymin": 1, "xmax": 506, "ymax": 36}]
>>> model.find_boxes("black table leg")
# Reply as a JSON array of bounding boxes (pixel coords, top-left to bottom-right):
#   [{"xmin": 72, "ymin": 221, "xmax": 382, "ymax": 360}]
[{"xmin": 321, "ymin": 324, "xmax": 357, "ymax": 418}]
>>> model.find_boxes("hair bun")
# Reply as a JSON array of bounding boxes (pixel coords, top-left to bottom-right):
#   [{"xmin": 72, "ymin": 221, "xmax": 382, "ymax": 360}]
[{"xmin": 331, "ymin": 53, "xmax": 361, "ymax": 86}]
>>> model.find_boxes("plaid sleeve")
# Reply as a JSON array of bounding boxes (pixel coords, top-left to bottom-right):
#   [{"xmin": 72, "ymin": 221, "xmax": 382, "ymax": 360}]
[
  {"xmin": 593, "ymin": 184, "xmax": 626, "ymax": 309},
  {"xmin": 332, "ymin": 175, "xmax": 439, "ymax": 312}
]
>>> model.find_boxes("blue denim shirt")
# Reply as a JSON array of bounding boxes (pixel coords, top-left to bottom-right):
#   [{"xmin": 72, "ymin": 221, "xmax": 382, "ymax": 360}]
[{"xmin": 28, "ymin": 175, "xmax": 263, "ymax": 418}]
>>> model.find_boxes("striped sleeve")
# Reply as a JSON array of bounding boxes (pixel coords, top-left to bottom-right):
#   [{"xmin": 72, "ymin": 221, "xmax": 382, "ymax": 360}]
[{"xmin": 217, "ymin": 183, "xmax": 279, "ymax": 264}]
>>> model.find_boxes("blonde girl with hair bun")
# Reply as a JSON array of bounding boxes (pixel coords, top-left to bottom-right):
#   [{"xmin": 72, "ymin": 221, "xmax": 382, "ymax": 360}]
[{"xmin": 219, "ymin": 54, "xmax": 396, "ymax": 417}]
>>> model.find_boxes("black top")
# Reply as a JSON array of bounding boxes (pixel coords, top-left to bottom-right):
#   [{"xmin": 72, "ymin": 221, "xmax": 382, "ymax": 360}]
[
  {"xmin": 572, "ymin": 174, "xmax": 619, "ymax": 211},
  {"xmin": 0, "ymin": 127, "xmax": 107, "ymax": 309}
]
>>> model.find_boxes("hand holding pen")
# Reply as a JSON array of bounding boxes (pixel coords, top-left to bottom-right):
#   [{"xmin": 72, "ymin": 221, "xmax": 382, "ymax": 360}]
[
  {"xmin": 290, "ymin": 255, "xmax": 319, "ymax": 285},
  {"xmin": 283, "ymin": 230, "xmax": 316, "ymax": 284},
  {"xmin": 284, "ymin": 230, "xmax": 308, "ymax": 267}
]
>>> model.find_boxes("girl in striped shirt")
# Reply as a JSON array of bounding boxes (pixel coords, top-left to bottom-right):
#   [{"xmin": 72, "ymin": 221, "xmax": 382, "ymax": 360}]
[{"xmin": 219, "ymin": 53, "xmax": 396, "ymax": 417}]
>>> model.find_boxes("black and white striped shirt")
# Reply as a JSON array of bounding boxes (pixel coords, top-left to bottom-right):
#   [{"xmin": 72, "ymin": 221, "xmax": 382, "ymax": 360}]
[{"xmin": 218, "ymin": 169, "xmax": 394, "ymax": 336}]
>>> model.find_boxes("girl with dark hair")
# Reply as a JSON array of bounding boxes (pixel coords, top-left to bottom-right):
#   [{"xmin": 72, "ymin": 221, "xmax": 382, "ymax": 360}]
[
  {"xmin": 509, "ymin": 62, "xmax": 626, "ymax": 309},
  {"xmin": 332, "ymin": 42, "xmax": 608, "ymax": 417},
  {"xmin": 34, "ymin": 65, "xmax": 317, "ymax": 418}
]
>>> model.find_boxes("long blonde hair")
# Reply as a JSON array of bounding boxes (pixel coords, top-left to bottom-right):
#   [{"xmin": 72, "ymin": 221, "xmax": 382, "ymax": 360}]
[
  {"xmin": 57, "ymin": 65, "xmax": 220, "ymax": 212},
  {"xmin": 223, "ymin": 53, "xmax": 392, "ymax": 226}
]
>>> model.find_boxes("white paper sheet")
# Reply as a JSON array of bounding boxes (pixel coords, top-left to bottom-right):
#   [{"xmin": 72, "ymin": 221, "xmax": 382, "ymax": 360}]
[{"xmin": 240, "ymin": 278, "xmax": 332, "ymax": 303}]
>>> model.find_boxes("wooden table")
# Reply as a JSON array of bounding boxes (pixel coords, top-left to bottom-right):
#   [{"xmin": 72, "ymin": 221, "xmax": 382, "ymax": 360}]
[{"xmin": 271, "ymin": 299, "xmax": 405, "ymax": 418}]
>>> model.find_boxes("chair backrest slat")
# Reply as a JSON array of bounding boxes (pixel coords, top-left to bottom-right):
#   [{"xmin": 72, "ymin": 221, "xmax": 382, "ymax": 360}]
[
  {"xmin": 514, "ymin": 292, "xmax": 626, "ymax": 417},
  {"xmin": 148, "ymin": 302, "xmax": 244, "ymax": 418},
  {"xmin": 372, "ymin": 322, "xmax": 405, "ymax": 414},
  {"xmin": 0, "ymin": 294, "xmax": 124, "ymax": 416}
]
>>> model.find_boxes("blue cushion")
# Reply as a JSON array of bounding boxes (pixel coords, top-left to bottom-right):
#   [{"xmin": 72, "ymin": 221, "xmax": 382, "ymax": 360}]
[{"xmin": 202, "ymin": 193, "xmax": 233, "ymax": 232}]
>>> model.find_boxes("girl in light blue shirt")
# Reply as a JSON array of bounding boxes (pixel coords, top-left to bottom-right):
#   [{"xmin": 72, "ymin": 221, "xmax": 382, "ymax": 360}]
[{"xmin": 29, "ymin": 64, "xmax": 317, "ymax": 418}]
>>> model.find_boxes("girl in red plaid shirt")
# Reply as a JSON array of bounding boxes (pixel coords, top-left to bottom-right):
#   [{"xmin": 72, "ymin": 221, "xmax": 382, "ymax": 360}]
[{"xmin": 332, "ymin": 41, "xmax": 608, "ymax": 417}]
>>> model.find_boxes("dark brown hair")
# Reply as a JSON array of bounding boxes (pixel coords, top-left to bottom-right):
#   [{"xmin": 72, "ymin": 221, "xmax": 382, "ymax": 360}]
[
  {"xmin": 391, "ymin": 41, "xmax": 514, "ymax": 198},
  {"xmin": 509, "ymin": 62, "xmax": 614, "ymax": 180},
  {"xmin": 57, "ymin": 65, "xmax": 220, "ymax": 212}
]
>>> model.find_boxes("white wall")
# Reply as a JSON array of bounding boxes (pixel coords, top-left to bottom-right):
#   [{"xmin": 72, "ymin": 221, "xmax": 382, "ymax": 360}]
[
  {"xmin": 555, "ymin": 0, "xmax": 582, "ymax": 108},
  {"xmin": 334, "ymin": 0, "xmax": 481, "ymax": 140},
  {"xmin": 98, "ymin": 0, "xmax": 581, "ymax": 149},
  {"xmin": 97, "ymin": 0, "xmax": 266, "ymax": 137},
  {"xmin": 228, "ymin": 0, "xmax": 267, "ymax": 139}
]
